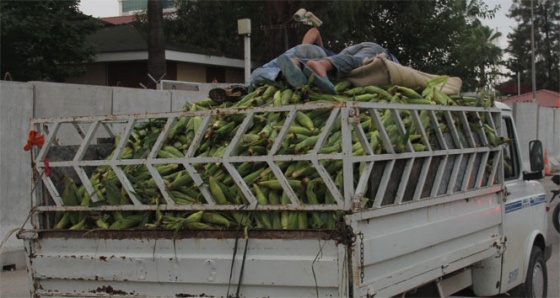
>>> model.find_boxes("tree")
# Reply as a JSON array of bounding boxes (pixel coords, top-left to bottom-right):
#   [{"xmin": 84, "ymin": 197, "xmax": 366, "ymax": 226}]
[
  {"xmin": 0, "ymin": 0, "xmax": 100, "ymax": 82},
  {"xmin": 165, "ymin": 0, "xmax": 502, "ymax": 91},
  {"xmin": 148, "ymin": 0, "xmax": 167, "ymax": 87},
  {"xmin": 505, "ymin": 0, "xmax": 560, "ymax": 91},
  {"xmin": 147, "ymin": 0, "xmax": 167, "ymax": 88}
]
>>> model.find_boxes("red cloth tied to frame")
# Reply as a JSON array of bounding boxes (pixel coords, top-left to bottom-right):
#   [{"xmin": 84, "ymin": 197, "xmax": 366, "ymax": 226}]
[{"xmin": 24, "ymin": 130, "xmax": 44, "ymax": 151}]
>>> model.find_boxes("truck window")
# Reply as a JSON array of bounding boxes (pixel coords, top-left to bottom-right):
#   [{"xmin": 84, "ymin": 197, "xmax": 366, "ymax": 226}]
[{"xmin": 501, "ymin": 117, "xmax": 520, "ymax": 180}]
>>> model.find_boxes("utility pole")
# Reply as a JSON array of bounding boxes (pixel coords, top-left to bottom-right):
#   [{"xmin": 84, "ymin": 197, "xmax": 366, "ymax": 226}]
[
  {"xmin": 530, "ymin": 0, "xmax": 536, "ymax": 102},
  {"xmin": 530, "ymin": 0, "xmax": 539, "ymax": 142},
  {"xmin": 147, "ymin": 0, "xmax": 166, "ymax": 89}
]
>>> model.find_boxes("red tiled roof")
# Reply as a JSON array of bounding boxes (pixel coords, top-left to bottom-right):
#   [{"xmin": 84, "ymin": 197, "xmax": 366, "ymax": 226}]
[
  {"xmin": 500, "ymin": 89, "xmax": 560, "ymax": 108},
  {"xmin": 101, "ymin": 15, "xmax": 136, "ymax": 25}
]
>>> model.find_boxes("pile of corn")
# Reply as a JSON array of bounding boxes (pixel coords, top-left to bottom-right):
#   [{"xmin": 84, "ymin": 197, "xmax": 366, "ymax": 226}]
[{"xmin": 53, "ymin": 76, "xmax": 504, "ymax": 231}]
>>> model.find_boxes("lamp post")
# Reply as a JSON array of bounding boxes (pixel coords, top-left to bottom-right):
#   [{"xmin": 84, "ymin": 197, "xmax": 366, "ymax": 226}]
[{"xmin": 238, "ymin": 19, "xmax": 251, "ymax": 84}]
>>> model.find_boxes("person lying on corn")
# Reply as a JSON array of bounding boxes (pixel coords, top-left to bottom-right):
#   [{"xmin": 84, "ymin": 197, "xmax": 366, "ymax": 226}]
[
  {"xmin": 209, "ymin": 28, "xmax": 335, "ymax": 102},
  {"xmin": 279, "ymin": 42, "xmax": 400, "ymax": 94}
]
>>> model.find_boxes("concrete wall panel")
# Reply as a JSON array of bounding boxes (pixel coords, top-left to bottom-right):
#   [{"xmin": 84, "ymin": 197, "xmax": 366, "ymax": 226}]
[
  {"xmin": 512, "ymin": 103, "xmax": 538, "ymax": 166},
  {"xmin": 33, "ymin": 81, "xmax": 113, "ymax": 118},
  {"xmin": 0, "ymin": 82, "xmax": 34, "ymax": 269},
  {"xmin": 112, "ymin": 87, "xmax": 171, "ymax": 114},
  {"xmin": 170, "ymin": 90, "xmax": 205, "ymax": 111},
  {"xmin": 554, "ymin": 109, "xmax": 560, "ymax": 160},
  {"xmin": 169, "ymin": 83, "xmax": 235, "ymax": 111},
  {"xmin": 538, "ymin": 108, "xmax": 555, "ymax": 154},
  {"xmin": 550, "ymin": 109, "xmax": 560, "ymax": 170},
  {"xmin": 33, "ymin": 82, "xmax": 114, "ymax": 146}
]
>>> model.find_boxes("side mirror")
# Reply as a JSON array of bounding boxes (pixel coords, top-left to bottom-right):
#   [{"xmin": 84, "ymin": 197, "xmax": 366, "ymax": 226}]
[
  {"xmin": 524, "ymin": 140, "xmax": 544, "ymax": 180},
  {"xmin": 529, "ymin": 140, "xmax": 544, "ymax": 172}
]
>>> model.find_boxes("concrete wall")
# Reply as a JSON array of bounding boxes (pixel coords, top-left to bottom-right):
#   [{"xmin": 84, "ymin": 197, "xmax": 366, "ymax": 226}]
[
  {"xmin": 0, "ymin": 80, "xmax": 223, "ymax": 269},
  {"xmin": 508, "ymin": 102, "xmax": 560, "ymax": 171},
  {"xmin": 509, "ymin": 103, "xmax": 538, "ymax": 165},
  {"xmin": 0, "ymin": 82, "xmax": 34, "ymax": 270},
  {"xmin": 554, "ymin": 111, "xmax": 560, "ymax": 161},
  {"xmin": 1, "ymin": 81, "xmax": 559, "ymax": 269}
]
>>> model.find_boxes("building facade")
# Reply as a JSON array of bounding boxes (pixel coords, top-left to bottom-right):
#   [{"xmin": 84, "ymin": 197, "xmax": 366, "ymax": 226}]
[{"xmin": 118, "ymin": 0, "xmax": 176, "ymax": 16}]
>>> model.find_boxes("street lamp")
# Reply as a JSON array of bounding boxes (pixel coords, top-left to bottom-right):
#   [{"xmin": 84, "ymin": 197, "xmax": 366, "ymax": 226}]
[{"xmin": 238, "ymin": 18, "xmax": 251, "ymax": 84}]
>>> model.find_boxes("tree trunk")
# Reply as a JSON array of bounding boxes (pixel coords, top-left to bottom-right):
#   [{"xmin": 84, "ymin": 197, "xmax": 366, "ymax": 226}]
[{"xmin": 147, "ymin": 0, "xmax": 166, "ymax": 88}]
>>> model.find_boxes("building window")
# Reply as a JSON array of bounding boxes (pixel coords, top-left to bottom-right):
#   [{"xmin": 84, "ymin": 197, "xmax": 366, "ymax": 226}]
[{"xmin": 122, "ymin": 0, "xmax": 175, "ymax": 14}]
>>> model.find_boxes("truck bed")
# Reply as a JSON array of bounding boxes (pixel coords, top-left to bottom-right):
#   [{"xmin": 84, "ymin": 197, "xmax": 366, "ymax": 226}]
[{"xmin": 19, "ymin": 100, "xmax": 506, "ymax": 297}]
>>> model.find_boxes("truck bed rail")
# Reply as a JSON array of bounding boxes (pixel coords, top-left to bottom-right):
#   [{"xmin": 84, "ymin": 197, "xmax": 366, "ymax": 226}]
[{"xmin": 28, "ymin": 101, "xmax": 503, "ymax": 230}]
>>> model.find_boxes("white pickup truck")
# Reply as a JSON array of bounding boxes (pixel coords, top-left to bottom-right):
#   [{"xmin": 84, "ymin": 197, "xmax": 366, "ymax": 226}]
[{"xmin": 18, "ymin": 90, "xmax": 549, "ymax": 297}]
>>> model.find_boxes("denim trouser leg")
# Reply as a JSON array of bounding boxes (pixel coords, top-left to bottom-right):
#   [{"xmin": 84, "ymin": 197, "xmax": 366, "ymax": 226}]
[
  {"xmin": 326, "ymin": 42, "xmax": 388, "ymax": 80},
  {"xmin": 326, "ymin": 55, "xmax": 364, "ymax": 80},
  {"xmin": 249, "ymin": 44, "xmax": 327, "ymax": 86}
]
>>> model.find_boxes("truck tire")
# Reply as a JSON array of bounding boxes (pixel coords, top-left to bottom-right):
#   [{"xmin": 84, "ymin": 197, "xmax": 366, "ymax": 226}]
[
  {"xmin": 516, "ymin": 247, "xmax": 548, "ymax": 298},
  {"xmin": 553, "ymin": 203, "xmax": 560, "ymax": 233}
]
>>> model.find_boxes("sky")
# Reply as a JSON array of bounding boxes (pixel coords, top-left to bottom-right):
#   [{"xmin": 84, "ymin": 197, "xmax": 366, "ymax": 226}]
[
  {"xmin": 78, "ymin": 0, "xmax": 516, "ymax": 49},
  {"xmin": 79, "ymin": 0, "xmax": 119, "ymax": 18}
]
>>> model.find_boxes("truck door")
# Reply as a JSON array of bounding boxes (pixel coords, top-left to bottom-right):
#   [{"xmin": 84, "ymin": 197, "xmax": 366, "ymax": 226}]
[{"xmin": 500, "ymin": 115, "xmax": 547, "ymax": 292}]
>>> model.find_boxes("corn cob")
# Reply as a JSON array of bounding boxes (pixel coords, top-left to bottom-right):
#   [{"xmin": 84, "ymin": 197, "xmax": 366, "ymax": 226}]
[
  {"xmin": 306, "ymin": 180, "xmax": 323, "ymax": 228},
  {"xmin": 334, "ymin": 80, "xmax": 352, "ymax": 92},
  {"xmin": 295, "ymin": 111, "xmax": 315, "ymax": 131},
  {"xmin": 209, "ymin": 176, "xmax": 228, "ymax": 204},
  {"xmin": 253, "ymin": 184, "xmax": 272, "ymax": 229},
  {"xmin": 202, "ymin": 212, "xmax": 233, "ymax": 228}
]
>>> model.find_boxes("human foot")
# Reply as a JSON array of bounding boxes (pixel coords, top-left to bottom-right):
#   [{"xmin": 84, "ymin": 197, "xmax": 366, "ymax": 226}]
[{"xmin": 306, "ymin": 59, "xmax": 331, "ymax": 77}]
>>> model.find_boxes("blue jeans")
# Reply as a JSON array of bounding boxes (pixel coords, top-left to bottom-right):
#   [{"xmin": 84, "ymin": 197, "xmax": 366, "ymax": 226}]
[
  {"xmin": 326, "ymin": 42, "xmax": 389, "ymax": 80},
  {"xmin": 249, "ymin": 44, "xmax": 328, "ymax": 86}
]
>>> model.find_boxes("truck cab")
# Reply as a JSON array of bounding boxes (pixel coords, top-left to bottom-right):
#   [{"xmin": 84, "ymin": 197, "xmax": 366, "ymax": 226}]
[{"xmin": 490, "ymin": 102, "xmax": 548, "ymax": 297}]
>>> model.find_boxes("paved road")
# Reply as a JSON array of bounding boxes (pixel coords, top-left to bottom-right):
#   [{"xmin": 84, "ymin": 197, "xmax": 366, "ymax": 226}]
[{"xmin": 1, "ymin": 177, "xmax": 559, "ymax": 298}]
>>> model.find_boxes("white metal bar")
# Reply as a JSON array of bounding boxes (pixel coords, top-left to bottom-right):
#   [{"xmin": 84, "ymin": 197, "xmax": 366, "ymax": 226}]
[
  {"xmin": 461, "ymin": 153, "xmax": 477, "ymax": 191},
  {"xmin": 372, "ymin": 159, "xmax": 396, "ymax": 208},
  {"xmin": 341, "ymin": 107, "xmax": 354, "ymax": 210},
  {"xmin": 111, "ymin": 165, "xmax": 144, "ymax": 206},
  {"xmin": 35, "ymin": 122, "xmax": 61, "ymax": 162},
  {"xmin": 413, "ymin": 156, "xmax": 432, "ymax": 200}
]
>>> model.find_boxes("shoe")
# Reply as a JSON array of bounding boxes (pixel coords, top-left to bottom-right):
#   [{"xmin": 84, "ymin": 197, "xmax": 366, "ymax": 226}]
[
  {"xmin": 209, "ymin": 85, "xmax": 247, "ymax": 103},
  {"xmin": 303, "ymin": 65, "xmax": 336, "ymax": 94},
  {"xmin": 277, "ymin": 54, "xmax": 308, "ymax": 88}
]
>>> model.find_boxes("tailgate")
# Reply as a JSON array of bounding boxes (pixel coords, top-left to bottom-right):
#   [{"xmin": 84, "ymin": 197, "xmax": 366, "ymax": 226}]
[{"xmin": 20, "ymin": 230, "xmax": 348, "ymax": 297}]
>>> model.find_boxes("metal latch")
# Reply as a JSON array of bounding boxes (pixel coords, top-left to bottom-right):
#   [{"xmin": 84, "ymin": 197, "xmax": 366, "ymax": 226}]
[{"xmin": 493, "ymin": 236, "xmax": 507, "ymax": 257}]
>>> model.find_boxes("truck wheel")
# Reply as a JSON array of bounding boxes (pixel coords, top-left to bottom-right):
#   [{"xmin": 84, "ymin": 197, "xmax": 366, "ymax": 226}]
[
  {"xmin": 518, "ymin": 247, "xmax": 547, "ymax": 298},
  {"xmin": 553, "ymin": 204, "xmax": 560, "ymax": 233}
]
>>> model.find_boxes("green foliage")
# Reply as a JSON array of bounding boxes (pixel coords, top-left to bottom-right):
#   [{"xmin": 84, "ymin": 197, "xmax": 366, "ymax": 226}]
[
  {"xmin": 135, "ymin": 0, "xmax": 503, "ymax": 91},
  {"xmin": 505, "ymin": 0, "xmax": 560, "ymax": 91},
  {"xmin": 0, "ymin": 0, "xmax": 100, "ymax": 82}
]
